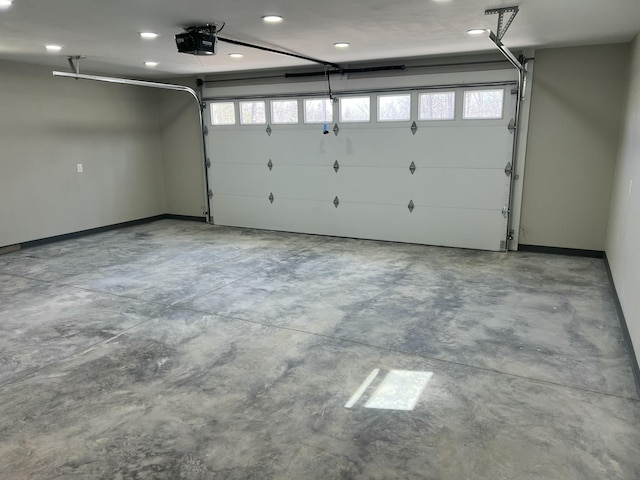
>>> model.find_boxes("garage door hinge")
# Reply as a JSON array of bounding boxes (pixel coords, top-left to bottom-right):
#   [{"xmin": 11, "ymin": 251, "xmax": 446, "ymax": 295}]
[
  {"xmin": 508, "ymin": 119, "xmax": 516, "ymax": 132},
  {"xmin": 333, "ymin": 196, "xmax": 340, "ymax": 208},
  {"xmin": 408, "ymin": 200, "xmax": 415, "ymax": 213},
  {"xmin": 410, "ymin": 121, "xmax": 418, "ymax": 135},
  {"xmin": 266, "ymin": 124, "xmax": 272, "ymax": 136},
  {"xmin": 200, "ymin": 102, "xmax": 207, "ymax": 110},
  {"xmin": 504, "ymin": 162, "xmax": 512, "ymax": 176},
  {"xmin": 409, "ymin": 161, "xmax": 416, "ymax": 175},
  {"xmin": 208, "ymin": 189, "xmax": 213, "ymax": 198},
  {"xmin": 500, "ymin": 240, "xmax": 506, "ymax": 250},
  {"xmin": 502, "ymin": 205, "xmax": 509, "ymax": 218},
  {"xmin": 333, "ymin": 160, "xmax": 340, "ymax": 172},
  {"xmin": 333, "ymin": 123, "xmax": 340, "ymax": 136},
  {"xmin": 268, "ymin": 192, "xmax": 274, "ymax": 204},
  {"xmin": 203, "ymin": 126, "xmax": 209, "ymax": 136},
  {"xmin": 267, "ymin": 159, "xmax": 273, "ymax": 171},
  {"xmin": 205, "ymin": 158, "xmax": 211, "ymax": 168}
]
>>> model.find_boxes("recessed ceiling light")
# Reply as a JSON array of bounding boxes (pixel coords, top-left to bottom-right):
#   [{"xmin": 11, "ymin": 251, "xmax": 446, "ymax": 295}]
[
  {"xmin": 334, "ymin": 42, "xmax": 350, "ymax": 48},
  {"xmin": 467, "ymin": 28, "xmax": 488, "ymax": 35},
  {"xmin": 144, "ymin": 61, "xmax": 158, "ymax": 67},
  {"xmin": 262, "ymin": 15, "xmax": 283, "ymax": 23},
  {"xmin": 0, "ymin": 0, "xmax": 13, "ymax": 9},
  {"xmin": 140, "ymin": 32, "xmax": 158, "ymax": 39},
  {"xmin": 45, "ymin": 45, "xmax": 62, "ymax": 52},
  {"xmin": 228, "ymin": 53, "xmax": 244, "ymax": 58}
]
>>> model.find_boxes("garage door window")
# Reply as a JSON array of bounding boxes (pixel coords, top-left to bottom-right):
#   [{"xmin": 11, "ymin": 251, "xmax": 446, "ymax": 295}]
[
  {"xmin": 340, "ymin": 96, "xmax": 370, "ymax": 122},
  {"xmin": 239, "ymin": 100, "xmax": 267, "ymax": 125},
  {"xmin": 419, "ymin": 92, "xmax": 455, "ymax": 120},
  {"xmin": 304, "ymin": 98, "xmax": 333, "ymax": 124},
  {"xmin": 463, "ymin": 89, "xmax": 504, "ymax": 119},
  {"xmin": 271, "ymin": 99, "xmax": 299, "ymax": 124},
  {"xmin": 377, "ymin": 94, "xmax": 411, "ymax": 122},
  {"xmin": 210, "ymin": 102, "xmax": 236, "ymax": 125}
]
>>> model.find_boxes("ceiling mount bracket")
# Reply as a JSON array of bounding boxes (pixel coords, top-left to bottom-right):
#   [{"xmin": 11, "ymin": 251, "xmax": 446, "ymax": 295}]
[
  {"xmin": 485, "ymin": 6, "xmax": 519, "ymax": 41},
  {"xmin": 67, "ymin": 56, "xmax": 85, "ymax": 75}
]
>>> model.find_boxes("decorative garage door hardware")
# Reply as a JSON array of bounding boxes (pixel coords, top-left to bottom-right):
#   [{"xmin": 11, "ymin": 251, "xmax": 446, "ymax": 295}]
[
  {"xmin": 333, "ymin": 196, "xmax": 340, "ymax": 208},
  {"xmin": 408, "ymin": 200, "xmax": 415, "ymax": 213},
  {"xmin": 411, "ymin": 121, "xmax": 418, "ymax": 135},
  {"xmin": 333, "ymin": 124, "xmax": 339, "ymax": 136},
  {"xmin": 333, "ymin": 161, "xmax": 340, "ymax": 173},
  {"xmin": 267, "ymin": 159, "xmax": 273, "ymax": 171},
  {"xmin": 266, "ymin": 125, "xmax": 272, "ymax": 136},
  {"xmin": 268, "ymin": 193, "xmax": 274, "ymax": 204},
  {"xmin": 409, "ymin": 161, "xmax": 416, "ymax": 175},
  {"xmin": 504, "ymin": 162, "xmax": 512, "ymax": 176}
]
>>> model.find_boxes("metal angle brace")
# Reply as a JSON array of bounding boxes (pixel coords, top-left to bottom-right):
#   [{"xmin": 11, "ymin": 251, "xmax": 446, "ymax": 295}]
[
  {"xmin": 67, "ymin": 56, "xmax": 85, "ymax": 74},
  {"xmin": 485, "ymin": 6, "xmax": 519, "ymax": 41}
]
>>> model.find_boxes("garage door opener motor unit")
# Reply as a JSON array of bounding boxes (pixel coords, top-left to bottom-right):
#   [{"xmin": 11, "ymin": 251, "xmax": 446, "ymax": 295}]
[{"xmin": 175, "ymin": 25, "xmax": 218, "ymax": 55}]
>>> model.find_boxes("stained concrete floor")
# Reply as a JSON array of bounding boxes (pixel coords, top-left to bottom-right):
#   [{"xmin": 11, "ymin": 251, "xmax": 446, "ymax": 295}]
[{"xmin": 0, "ymin": 219, "xmax": 638, "ymax": 479}]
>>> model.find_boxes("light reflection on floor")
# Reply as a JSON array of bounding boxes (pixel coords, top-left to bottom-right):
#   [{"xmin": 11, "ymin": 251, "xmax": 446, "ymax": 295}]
[{"xmin": 346, "ymin": 369, "xmax": 433, "ymax": 411}]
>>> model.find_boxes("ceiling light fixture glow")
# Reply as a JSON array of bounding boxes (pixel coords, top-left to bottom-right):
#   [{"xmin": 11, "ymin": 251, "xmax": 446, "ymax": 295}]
[
  {"xmin": 334, "ymin": 42, "xmax": 350, "ymax": 48},
  {"xmin": 228, "ymin": 53, "xmax": 244, "ymax": 58},
  {"xmin": 467, "ymin": 28, "xmax": 488, "ymax": 35},
  {"xmin": 0, "ymin": 0, "xmax": 13, "ymax": 9},
  {"xmin": 144, "ymin": 61, "xmax": 158, "ymax": 67},
  {"xmin": 262, "ymin": 15, "xmax": 283, "ymax": 23},
  {"xmin": 45, "ymin": 45, "xmax": 62, "ymax": 52},
  {"xmin": 140, "ymin": 32, "xmax": 158, "ymax": 39}
]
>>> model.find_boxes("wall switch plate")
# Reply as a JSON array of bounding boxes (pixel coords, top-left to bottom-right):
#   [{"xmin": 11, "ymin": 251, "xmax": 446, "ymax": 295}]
[{"xmin": 77, "ymin": 164, "xmax": 83, "ymax": 173}]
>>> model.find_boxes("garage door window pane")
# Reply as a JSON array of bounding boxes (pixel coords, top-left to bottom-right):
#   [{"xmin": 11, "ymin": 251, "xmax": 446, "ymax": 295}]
[
  {"xmin": 340, "ymin": 96, "xmax": 370, "ymax": 122},
  {"xmin": 210, "ymin": 102, "xmax": 236, "ymax": 125},
  {"xmin": 239, "ymin": 100, "xmax": 266, "ymax": 125},
  {"xmin": 377, "ymin": 94, "xmax": 411, "ymax": 122},
  {"xmin": 304, "ymin": 98, "xmax": 333, "ymax": 124},
  {"xmin": 463, "ymin": 89, "xmax": 504, "ymax": 119},
  {"xmin": 419, "ymin": 92, "xmax": 455, "ymax": 120},
  {"xmin": 271, "ymin": 99, "xmax": 299, "ymax": 124}
]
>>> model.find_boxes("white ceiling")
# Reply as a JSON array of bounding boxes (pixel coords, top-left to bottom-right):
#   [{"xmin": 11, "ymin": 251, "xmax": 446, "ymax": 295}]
[{"xmin": 0, "ymin": 0, "xmax": 639, "ymax": 78}]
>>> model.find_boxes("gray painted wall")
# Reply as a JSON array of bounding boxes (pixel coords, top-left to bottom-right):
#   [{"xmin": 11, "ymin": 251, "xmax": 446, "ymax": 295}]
[
  {"xmin": 520, "ymin": 44, "xmax": 629, "ymax": 250},
  {"xmin": 607, "ymin": 34, "xmax": 640, "ymax": 369},
  {"xmin": 0, "ymin": 60, "xmax": 166, "ymax": 247},
  {"xmin": 158, "ymin": 87, "xmax": 206, "ymax": 217}
]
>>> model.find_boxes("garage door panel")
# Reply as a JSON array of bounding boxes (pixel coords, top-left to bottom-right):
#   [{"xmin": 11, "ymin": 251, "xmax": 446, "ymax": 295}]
[
  {"xmin": 211, "ymin": 130, "xmax": 271, "ymax": 163},
  {"xmin": 212, "ymin": 195, "xmax": 338, "ymax": 234},
  {"xmin": 331, "ymin": 203, "xmax": 506, "ymax": 251},
  {"xmin": 332, "ymin": 130, "xmax": 419, "ymax": 168},
  {"xmin": 267, "ymin": 131, "xmax": 340, "ymax": 164},
  {"xmin": 335, "ymin": 167, "xmax": 507, "ymax": 209},
  {"xmin": 409, "ymin": 168, "xmax": 508, "ymax": 208},
  {"xmin": 213, "ymin": 195, "xmax": 506, "ymax": 252},
  {"xmin": 270, "ymin": 166, "xmax": 336, "ymax": 199},
  {"xmin": 413, "ymin": 127, "xmax": 513, "ymax": 169},
  {"xmin": 210, "ymin": 164, "xmax": 274, "ymax": 196}
]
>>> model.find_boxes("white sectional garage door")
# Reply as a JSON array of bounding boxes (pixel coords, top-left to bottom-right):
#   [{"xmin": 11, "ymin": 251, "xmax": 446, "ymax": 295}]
[{"xmin": 206, "ymin": 84, "xmax": 516, "ymax": 251}]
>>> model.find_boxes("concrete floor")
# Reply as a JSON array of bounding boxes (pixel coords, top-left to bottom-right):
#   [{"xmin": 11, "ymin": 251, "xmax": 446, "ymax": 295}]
[{"xmin": 0, "ymin": 219, "xmax": 638, "ymax": 479}]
